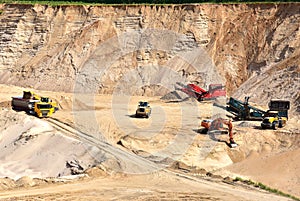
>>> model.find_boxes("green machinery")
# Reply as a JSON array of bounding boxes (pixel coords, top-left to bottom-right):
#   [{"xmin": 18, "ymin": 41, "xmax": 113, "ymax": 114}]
[
  {"xmin": 226, "ymin": 97, "xmax": 265, "ymax": 120},
  {"xmin": 226, "ymin": 97, "xmax": 290, "ymax": 121}
]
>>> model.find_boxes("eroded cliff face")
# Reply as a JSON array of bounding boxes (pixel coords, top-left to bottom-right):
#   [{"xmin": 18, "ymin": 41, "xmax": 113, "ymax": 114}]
[{"xmin": 0, "ymin": 3, "xmax": 299, "ymax": 108}]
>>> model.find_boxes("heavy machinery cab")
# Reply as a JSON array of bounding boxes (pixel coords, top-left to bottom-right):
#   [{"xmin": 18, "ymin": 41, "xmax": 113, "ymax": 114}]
[
  {"xmin": 40, "ymin": 97, "xmax": 50, "ymax": 103},
  {"xmin": 36, "ymin": 103, "xmax": 53, "ymax": 109},
  {"xmin": 136, "ymin": 101, "xmax": 151, "ymax": 118},
  {"xmin": 34, "ymin": 102, "xmax": 55, "ymax": 117},
  {"xmin": 261, "ymin": 100, "xmax": 290, "ymax": 129},
  {"xmin": 264, "ymin": 111, "xmax": 279, "ymax": 118},
  {"xmin": 200, "ymin": 119, "xmax": 213, "ymax": 130},
  {"xmin": 138, "ymin": 101, "xmax": 149, "ymax": 107}
]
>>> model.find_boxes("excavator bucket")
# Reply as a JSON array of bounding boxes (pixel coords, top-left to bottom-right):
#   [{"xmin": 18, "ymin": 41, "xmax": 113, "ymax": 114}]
[{"xmin": 229, "ymin": 143, "xmax": 238, "ymax": 148}]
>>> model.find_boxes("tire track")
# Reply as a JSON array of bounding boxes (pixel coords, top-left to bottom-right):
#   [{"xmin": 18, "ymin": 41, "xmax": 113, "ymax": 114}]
[{"xmin": 46, "ymin": 117, "xmax": 163, "ymax": 174}]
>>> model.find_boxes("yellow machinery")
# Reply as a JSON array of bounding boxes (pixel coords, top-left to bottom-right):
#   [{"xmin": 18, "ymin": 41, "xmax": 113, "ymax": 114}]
[
  {"xmin": 261, "ymin": 100, "xmax": 290, "ymax": 129},
  {"xmin": 33, "ymin": 101, "xmax": 57, "ymax": 118},
  {"xmin": 261, "ymin": 111, "xmax": 287, "ymax": 129},
  {"xmin": 12, "ymin": 91, "xmax": 58, "ymax": 118},
  {"xmin": 135, "ymin": 101, "xmax": 151, "ymax": 118}
]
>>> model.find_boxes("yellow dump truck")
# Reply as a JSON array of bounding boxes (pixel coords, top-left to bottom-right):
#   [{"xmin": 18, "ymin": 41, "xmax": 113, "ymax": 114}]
[{"xmin": 12, "ymin": 91, "xmax": 58, "ymax": 118}]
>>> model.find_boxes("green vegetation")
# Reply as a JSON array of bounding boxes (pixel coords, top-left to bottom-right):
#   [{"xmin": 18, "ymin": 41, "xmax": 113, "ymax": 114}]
[
  {"xmin": 0, "ymin": 0, "xmax": 299, "ymax": 5},
  {"xmin": 0, "ymin": 0, "xmax": 91, "ymax": 5},
  {"xmin": 234, "ymin": 177, "xmax": 300, "ymax": 201}
]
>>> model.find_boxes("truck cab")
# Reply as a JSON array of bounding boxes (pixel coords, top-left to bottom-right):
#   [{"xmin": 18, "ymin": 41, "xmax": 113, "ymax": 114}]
[{"xmin": 34, "ymin": 102, "xmax": 56, "ymax": 118}]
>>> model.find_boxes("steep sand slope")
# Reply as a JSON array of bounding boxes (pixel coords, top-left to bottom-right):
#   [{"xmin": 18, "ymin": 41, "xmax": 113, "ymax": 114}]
[{"xmin": 225, "ymin": 147, "xmax": 300, "ymax": 197}]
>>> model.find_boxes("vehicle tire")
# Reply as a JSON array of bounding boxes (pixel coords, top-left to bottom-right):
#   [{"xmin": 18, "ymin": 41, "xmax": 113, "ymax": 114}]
[
  {"xmin": 272, "ymin": 123, "xmax": 276, "ymax": 130},
  {"xmin": 278, "ymin": 121, "xmax": 283, "ymax": 128}
]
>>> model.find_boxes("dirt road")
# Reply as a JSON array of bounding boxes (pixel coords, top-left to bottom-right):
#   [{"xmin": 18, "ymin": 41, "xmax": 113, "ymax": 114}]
[{"xmin": 0, "ymin": 171, "xmax": 294, "ymax": 201}]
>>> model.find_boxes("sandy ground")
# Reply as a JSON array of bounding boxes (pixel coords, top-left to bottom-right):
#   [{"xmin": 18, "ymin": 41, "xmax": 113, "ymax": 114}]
[
  {"xmin": 0, "ymin": 171, "xmax": 294, "ymax": 201},
  {"xmin": 0, "ymin": 84, "xmax": 299, "ymax": 200}
]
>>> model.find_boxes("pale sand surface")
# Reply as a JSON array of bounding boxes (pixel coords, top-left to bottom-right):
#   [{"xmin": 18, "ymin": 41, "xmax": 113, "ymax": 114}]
[{"xmin": 0, "ymin": 84, "xmax": 298, "ymax": 200}]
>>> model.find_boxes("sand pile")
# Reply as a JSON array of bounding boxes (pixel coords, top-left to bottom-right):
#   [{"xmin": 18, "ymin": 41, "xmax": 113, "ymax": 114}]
[
  {"xmin": 160, "ymin": 89, "xmax": 190, "ymax": 102},
  {"xmin": 0, "ymin": 109, "xmax": 100, "ymax": 180},
  {"xmin": 0, "ymin": 103, "xmax": 165, "ymax": 180}
]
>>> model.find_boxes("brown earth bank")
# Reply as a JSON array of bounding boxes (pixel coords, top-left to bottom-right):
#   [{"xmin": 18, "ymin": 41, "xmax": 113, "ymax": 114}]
[
  {"xmin": 0, "ymin": 3, "xmax": 299, "ymax": 109},
  {"xmin": 0, "ymin": 2, "xmax": 299, "ymax": 200}
]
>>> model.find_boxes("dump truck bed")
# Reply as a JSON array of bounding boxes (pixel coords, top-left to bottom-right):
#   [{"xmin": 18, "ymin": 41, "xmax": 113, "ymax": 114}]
[{"xmin": 11, "ymin": 97, "xmax": 39, "ymax": 111}]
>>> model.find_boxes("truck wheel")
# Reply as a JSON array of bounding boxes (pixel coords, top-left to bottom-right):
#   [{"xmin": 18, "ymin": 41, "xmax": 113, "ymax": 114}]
[
  {"xmin": 278, "ymin": 121, "xmax": 283, "ymax": 128},
  {"xmin": 272, "ymin": 123, "xmax": 276, "ymax": 130}
]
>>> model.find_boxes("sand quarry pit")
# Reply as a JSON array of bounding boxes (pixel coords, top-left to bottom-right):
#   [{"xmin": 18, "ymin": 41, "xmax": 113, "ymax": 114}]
[
  {"xmin": 0, "ymin": 3, "xmax": 300, "ymax": 200},
  {"xmin": 0, "ymin": 84, "xmax": 299, "ymax": 200}
]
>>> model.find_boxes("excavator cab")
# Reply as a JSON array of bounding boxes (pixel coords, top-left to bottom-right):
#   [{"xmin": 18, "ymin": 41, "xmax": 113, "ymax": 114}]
[{"xmin": 200, "ymin": 117, "xmax": 238, "ymax": 148}]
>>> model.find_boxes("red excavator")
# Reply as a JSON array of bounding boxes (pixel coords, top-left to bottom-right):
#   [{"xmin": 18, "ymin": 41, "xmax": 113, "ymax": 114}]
[
  {"xmin": 201, "ymin": 118, "xmax": 237, "ymax": 148},
  {"xmin": 179, "ymin": 83, "xmax": 226, "ymax": 101}
]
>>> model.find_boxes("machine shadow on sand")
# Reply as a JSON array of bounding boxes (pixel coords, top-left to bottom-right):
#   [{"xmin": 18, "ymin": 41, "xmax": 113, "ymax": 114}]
[
  {"xmin": 193, "ymin": 128, "xmax": 233, "ymax": 148},
  {"xmin": 164, "ymin": 97, "xmax": 190, "ymax": 103},
  {"xmin": 126, "ymin": 114, "xmax": 150, "ymax": 119}
]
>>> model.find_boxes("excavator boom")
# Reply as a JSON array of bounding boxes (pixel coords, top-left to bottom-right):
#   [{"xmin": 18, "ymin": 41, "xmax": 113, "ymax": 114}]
[{"xmin": 201, "ymin": 118, "xmax": 237, "ymax": 147}]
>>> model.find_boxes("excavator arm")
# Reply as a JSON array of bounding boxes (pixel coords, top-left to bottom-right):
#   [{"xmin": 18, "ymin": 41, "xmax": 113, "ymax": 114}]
[
  {"xmin": 220, "ymin": 119, "xmax": 233, "ymax": 142},
  {"xmin": 201, "ymin": 118, "xmax": 237, "ymax": 147}
]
